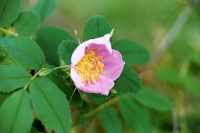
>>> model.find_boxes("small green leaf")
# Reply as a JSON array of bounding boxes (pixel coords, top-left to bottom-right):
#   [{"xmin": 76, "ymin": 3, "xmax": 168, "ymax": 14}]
[
  {"xmin": 0, "ymin": 64, "xmax": 31, "ymax": 93},
  {"xmin": 134, "ymin": 88, "xmax": 173, "ymax": 111},
  {"xmin": 0, "ymin": 0, "xmax": 21, "ymax": 26},
  {"xmin": 1, "ymin": 37, "xmax": 45, "ymax": 70},
  {"xmin": 113, "ymin": 39, "xmax": 150, "ymax": 65},
  {"xmin": 32, "ymin": 0, "xmax": 56, "ymax": 21},
  {"xmin": 115, "ymin": 64, "xmax": 141, "ymax": 94},
  {"xmin": 36, "ymin": 26, "xmax": 75, "ymax": 66},
  {"xmin": 0, "ymin": 31, "xmax": 3, "ymax": 38},
  {"xmin": 119, "ymin": 97, "xmax": 151, "ymax": 133},
  {"xmin": 156, "ymin": 67, "xmax": 179, "ymax": 83},
  {"xmin": 0, "ymin": 90, "xmax": 33, "ymax": 133},
  {"xmin": 29, "ymin": 77, "xmax": 71, "ymax": 133},
  {"xmin": 87, "ymin": 93, "xmax": 112, "ymax": 105},
  {"xmin": 14, "ymin": 10, "xmax": 40, "ymax": 36},
  {"xmin": 100, "ymin": 107, "xmax": 123, "ymax": 133},
  {"xmin": 39, "ymin": 68, "xmax": 54, "ymax": 76},
  {"xmin": 58, "ymin": 40, "xmax": 78, "ymax": 65},
  {"xmin": 83, "ymin": 16, "xmax": 112, "ymax": 41},
  {"xmin": 182, "ymin": 73, "xmax": 200, "ymax": 96}
]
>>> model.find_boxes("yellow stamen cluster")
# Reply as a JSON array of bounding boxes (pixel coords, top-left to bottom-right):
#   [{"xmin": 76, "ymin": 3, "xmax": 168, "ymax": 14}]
[{"xmin": 74, "ymin": 48, "xmax": 104, "ymax": 85}]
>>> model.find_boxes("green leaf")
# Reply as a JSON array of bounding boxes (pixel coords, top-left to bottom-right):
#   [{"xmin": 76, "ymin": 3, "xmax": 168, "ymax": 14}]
[
  {"xmin": 32, "ymin": 0, "xmax": 56, "ymax": 21},
  {"xmin": 1, "ymin": 37, "xmax": 45, "ymax": 70},
  {"xmin": 156, "ymin": 67, "xmax": 179, "ymax": 83},
  {"xmin": 0, "ymin": 64, "xmax": 31, "ymax": 93},
  {"xmin": 190, "ymin": 53, "xmax": 200, "ymax": 67},
  {"xmin": 134, "ymin": 88, "xmax": 173, "ymax": 111},
  {"xmin": 182, "ymin": 73, "xmax": 200, "ymax": 96},
  {"xmin": 100, "ymin": 107, "xmax": 123, "ymax": 133},
  {"xmin": 0, "ymin": 90, "xmax": 33, "ymax": 133},
  {"xmin": 36, "ymin": 26, "xmax": 75, "ymax": 66},
  {"xmin": 0, "ymin": 31, "xmax": 3, "ymax": 38},
  {"xmin": 115, "ymin": 64, "xmax": 141, "ymax": 94},
  {"xmin": 0, "ymin": 0, "xmax": 21, "ymax": 26},
  {"xmin": 83, "ymin": 16, "xmax": 112, "ymax": 41},
  {"xmin": 14, "ymin": 10, "xmax": 40, "ymax": 36},
  {"xmin": 113, "ymin": 39, "xmax": 150, "ymax": 65},
  {"xmin": 87, "ymin": 93, "xmax": 112, "ymax": 105},
  {"xmin": 29, "ymin": 77, "xmax": 71, "ymax": 133},
  {"xmin": 119, "ymin": 97, "xmax": 151, "ymax": 133},
  {"xmin": 58, "ymin": 40, "xmax": 78, "ymax": 65}
]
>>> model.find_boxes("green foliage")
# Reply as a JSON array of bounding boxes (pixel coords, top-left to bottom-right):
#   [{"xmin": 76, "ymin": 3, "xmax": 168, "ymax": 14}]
[
  {"xmin": 0, "ymin": 64, "xmax": 31, "ymax": 93},
  {"xmin": 156, "ymin": 67, "xmax": 179, "ymax": 83},
  {"xmin": 32, "ymin": 0, "xmax": 57, "ymax": 21},
  {"xmin": 14, "ymin": 10, "xmax": 40, "ymax": 36},
  {"xmin": 100, "ymin": 107, "xmax": 123, "ymax": 133},
  {"xmin": 29, "ymin": 77, "xmax": 71, "ymax": 133},
  {"xmin": 1, "ymin": 37, "xmax": 45, "ymax": 70},
  {"xmin": 0, "ymin": 0, "xmax": 21, "ymax": 26},
  {"xmin": 58, "ymin": 40, "xmax": 78, "ymax": 65},
  {"xmin": 83, "ymin": 16, "xmax": 112, "ymax": 41},
  {"xmin": 134, "ymin": 88, "xmax": 173, "ymax": 111},
  {"xmin": 0, "ymin": 90, "xmax": 33, "ymax": 133},
  {"xmin": 115, "ymin": 64, "xmax": 141, "ymax": 94},
  {"xmin": 119, "ymin": 96, "xmax": 151, "ymax": 133},
  {"xmin": 113, "ymin": 39, "xmax": 150, "ymax": 65},
  {"xmin": 36, "ymin": 26, "xmax": 74, "ymax": 66}
]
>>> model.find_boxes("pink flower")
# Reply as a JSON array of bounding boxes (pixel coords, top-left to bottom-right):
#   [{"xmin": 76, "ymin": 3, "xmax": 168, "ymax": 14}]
[{"xmin": 71, "ymin": 34, "xmax": 125, "ymax": 95}]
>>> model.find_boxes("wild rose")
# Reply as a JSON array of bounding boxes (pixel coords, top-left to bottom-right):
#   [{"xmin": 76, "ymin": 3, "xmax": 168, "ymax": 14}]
[{"xmin": 71, "ymin": 33, "xmax": 125, "ymax": 95}]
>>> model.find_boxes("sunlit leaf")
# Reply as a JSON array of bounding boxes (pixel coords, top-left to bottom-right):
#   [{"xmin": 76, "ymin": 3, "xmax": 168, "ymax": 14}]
[
  {"xmin": 36, "ymin": 26, "xmax": 74, "ymax": 66},
  {"xmin": 0, "ymin": 64, "xmax": 31, "ymax": 93},
  {"xmin": 1, "ymin": 37, "xmax": 45, "ymax": 70},
  {"xmin": 14, "ymin": 10, "xmax": 40, "ymax": 36},
  {"xmin": 134, "ymin": 88, "xmax": 173, "ymax": 111},
  {"xmin": 83, "ymin": 16, "xmax": 112, "ymax": 41},
  {"xmin": 115, "ymin": 64, "xmax": 141, "ymax": 94},
  {"xmin": 113, "ymin": 39, "xmax": 150, "ymax": 65},
  {"xmin": 29, "ymin": 77, "xmax": 71, "ymax": 133},
  {"xmin": 0, "ymin": 90, "xmax": 33, "ymax": 133},
  {"xmin": 100, "ymin": 107, "xmax": 123, "ymax": 133},
  {"xmin": 0, "ymin": 0, "xmax": 21, "ymax": 26}
]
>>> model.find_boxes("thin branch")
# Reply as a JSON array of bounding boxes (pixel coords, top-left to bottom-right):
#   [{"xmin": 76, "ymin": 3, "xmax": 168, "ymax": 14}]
[{"xmin": 151, "ymin": 5, "xmax": 193, "ymax": 63}]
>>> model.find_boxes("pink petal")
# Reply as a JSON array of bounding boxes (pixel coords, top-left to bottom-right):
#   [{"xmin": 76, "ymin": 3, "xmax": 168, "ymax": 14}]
[
  {"xmin": 71, "ymin": 67, "xmax": 114, "ymax": 95},
  {"xmin": 103, "ymin": 50, "xmax": 125, "ymax": 80},
  {"xmin": 71, "ymin": 34, "xmax": 111, "ymax": 66}
]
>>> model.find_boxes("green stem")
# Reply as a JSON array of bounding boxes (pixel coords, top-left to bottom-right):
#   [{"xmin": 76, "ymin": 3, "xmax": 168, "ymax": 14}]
[
  {"xmin": 0, "ymin": 27, "xmax": 18, "ymax": 36},
  {"xmin": 53, "ymin": 65, "xmax": 71, "ymax": 70},
  {"xmin": 69, "ymin": 87, "xmax": 77, "ymax": 103},
  {"xmin": 83, "ymin": 96, "xmax": 119, "ymax": 118},
  {"xmin": 23, "ymin": 68, "xmax": 45, "ymax": 90}
]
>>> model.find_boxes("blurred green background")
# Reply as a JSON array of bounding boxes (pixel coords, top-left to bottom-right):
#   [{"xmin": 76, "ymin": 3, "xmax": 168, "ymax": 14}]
[{"xmin": 28, "ymin": 0, "xmax": 200, "ymax": 132}]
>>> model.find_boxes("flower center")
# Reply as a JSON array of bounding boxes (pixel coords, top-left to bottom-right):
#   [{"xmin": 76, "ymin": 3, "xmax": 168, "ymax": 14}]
[{"xmin": 74, "ymin": 48, "xmax": 104, "ymax": 85}]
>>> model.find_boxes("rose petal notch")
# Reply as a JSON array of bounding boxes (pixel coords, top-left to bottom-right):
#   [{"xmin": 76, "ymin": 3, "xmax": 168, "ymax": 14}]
[{"xmin": 71, "ymin": 33, "xmax": 125, "ymax": 95}]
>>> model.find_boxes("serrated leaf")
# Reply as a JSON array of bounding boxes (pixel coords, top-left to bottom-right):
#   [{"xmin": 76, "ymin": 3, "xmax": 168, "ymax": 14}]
[
  {"xmin": 58, "ymin": 40, "xmax": 78, "ymax": 65},
  {"xmin": 1, "ymin": 37, "xmax": 45, "ymax": 70},
  {"xmin": 14, "ymin": 10, "xmax": 40, "ymax": 36},
  {"xmin": 119, "ymin": 97, "xmax": 151, "ymax": 133},
  {"xmin": 29, "ymin": 77, "xmax": 71, "ymax": 133},
  {"xmin": 113, "ymin": 39, "xmax": 150, "ymax": 65},
  {"xmin": 32, "ymin": 0, "xmax": 56, "ymax": 21},
  {"xmin": 0, "ymin": 64, "xmax": 31, "ymax": 93},
  {"xmin": 36, "ymin": 26, "xmax": 75, "ymax": 66},
  {"xmin": 83, "ymin": 16, "xmax": 112, "ymax": 41},
  {"xmin": 100, "ymin": 107, "xmax": 123, "ymax": 133},
  {"xmin": 134, "ymin": 88, "xmax": 173, "ymax": 111},
  {"xmin": 115, "ymin": 64, "xmax": 141, "ymax": 94},
  {"xmin": 0, "ymin": 0, "xmax": 21, "ymax": 26},
  {"xmin": 0, "ymin": 90, "xmax": 33, "ymax": 133}
]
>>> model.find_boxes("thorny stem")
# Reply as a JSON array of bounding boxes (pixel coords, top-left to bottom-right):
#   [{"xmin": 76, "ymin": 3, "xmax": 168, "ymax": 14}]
[
  {"xmin": 83, "ymin": 96, "xmax": 119, "ymax": 118},
  {"xmin": 0, "ymin": 27, "xmax": 18, "ymax": 36}
]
